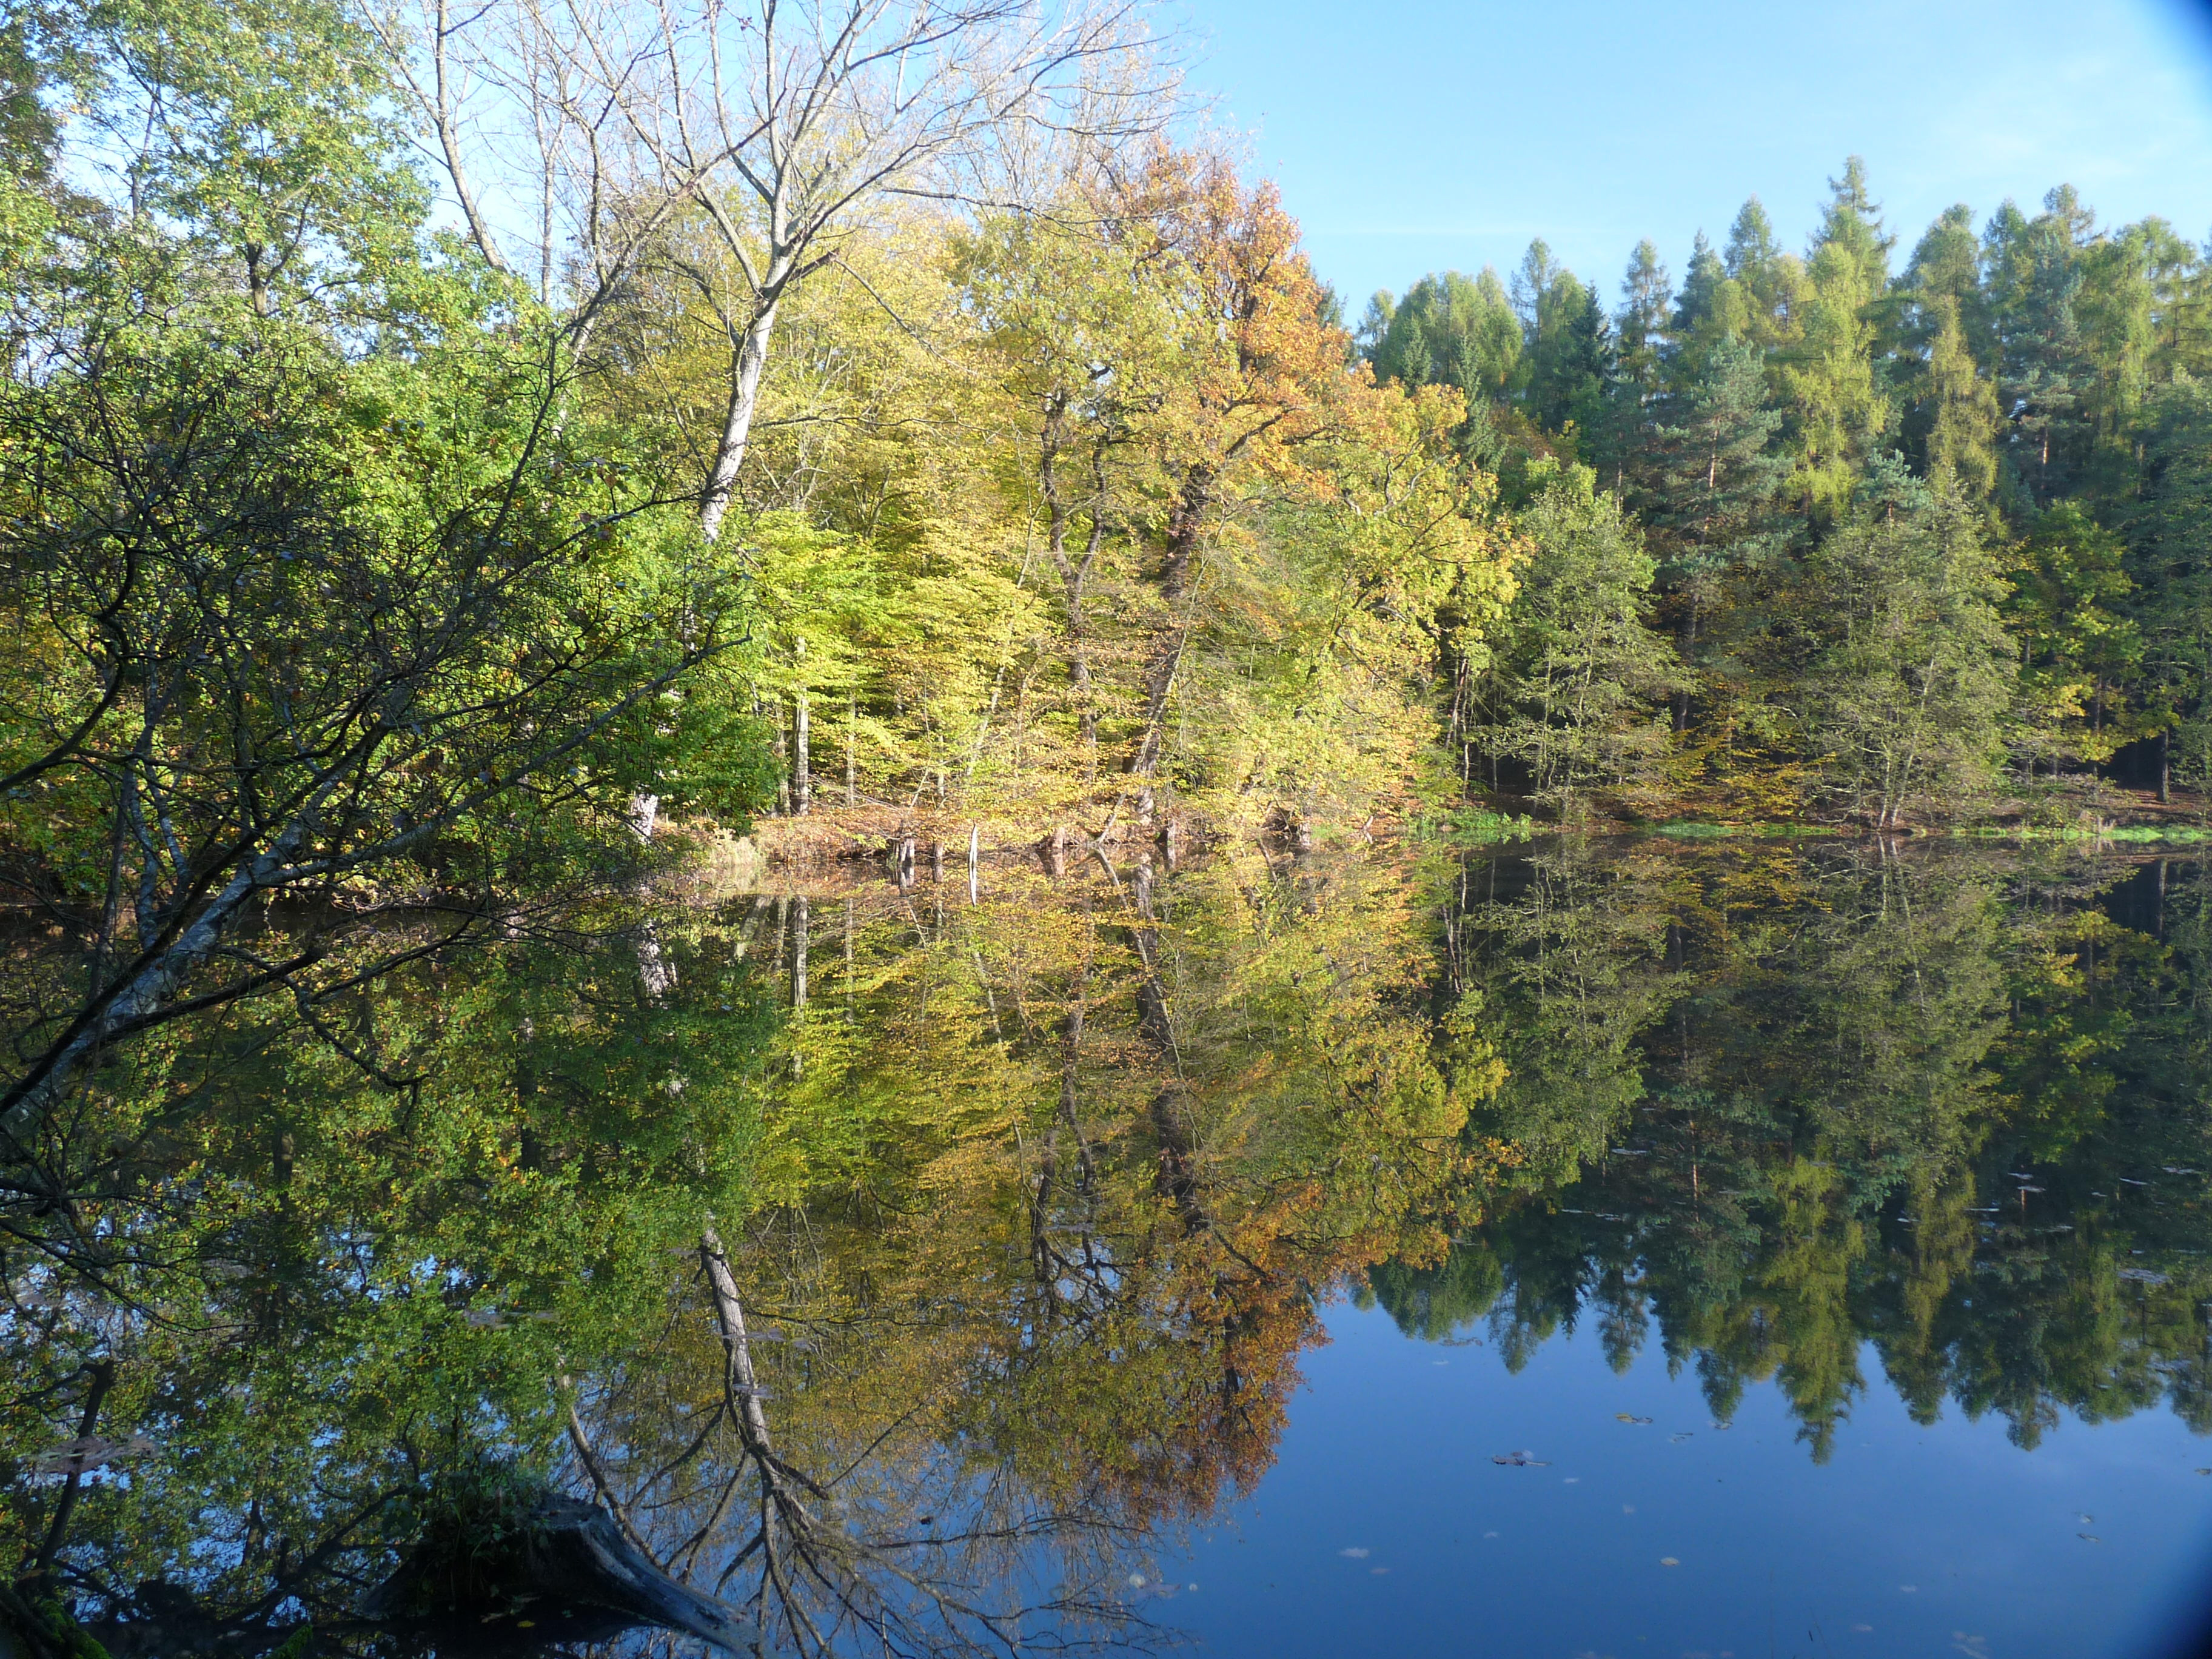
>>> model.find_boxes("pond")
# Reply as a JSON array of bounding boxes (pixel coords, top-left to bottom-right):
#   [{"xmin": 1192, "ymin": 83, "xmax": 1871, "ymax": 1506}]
[{"xmin": 7, "ymin": 836, "xmax": 2212, "ymax": 1657}]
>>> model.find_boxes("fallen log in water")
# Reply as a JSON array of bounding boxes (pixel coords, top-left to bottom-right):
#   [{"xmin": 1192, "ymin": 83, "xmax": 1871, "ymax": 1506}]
[{"xmin": 367, "ymin": 1490, "xmax": 759, "ymax": 1654}]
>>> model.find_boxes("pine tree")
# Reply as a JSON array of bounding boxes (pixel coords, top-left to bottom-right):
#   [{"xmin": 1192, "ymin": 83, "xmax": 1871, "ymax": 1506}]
[{"xmin": 1649, "ymin": 337, "xmax": 1789, "ymax": 549}]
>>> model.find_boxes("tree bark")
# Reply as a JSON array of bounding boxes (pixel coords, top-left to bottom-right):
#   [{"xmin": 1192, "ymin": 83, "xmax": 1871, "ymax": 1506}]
[
  {"xmin": 699, "ymin": 301, "xmax": 781, "ymax": 543},
  {"xmin": 793, "ymin": 692, "xmax": 810, "ymax": 814},
  {"xmin": 1124, "ymin": 464, "xmax": 1214, "ymax": 814}
]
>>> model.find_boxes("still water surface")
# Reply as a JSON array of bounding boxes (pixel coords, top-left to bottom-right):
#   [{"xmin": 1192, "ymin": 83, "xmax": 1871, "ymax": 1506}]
[{"xmin": 8, "ymin": 836, "xmax": 2212, "ymax": 1657}]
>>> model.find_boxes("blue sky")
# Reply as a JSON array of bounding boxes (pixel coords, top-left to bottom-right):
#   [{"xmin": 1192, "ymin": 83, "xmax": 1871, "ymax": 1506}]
[{"xmin": 1175, "ymin": 0, "xmax": 2212, "ymax": 311}]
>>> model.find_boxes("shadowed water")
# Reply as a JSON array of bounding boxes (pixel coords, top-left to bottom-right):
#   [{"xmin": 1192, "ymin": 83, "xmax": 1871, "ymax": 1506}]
[{"xmin": 5, "ymin": 837, "xmax": 2212, "ymax": 1657}]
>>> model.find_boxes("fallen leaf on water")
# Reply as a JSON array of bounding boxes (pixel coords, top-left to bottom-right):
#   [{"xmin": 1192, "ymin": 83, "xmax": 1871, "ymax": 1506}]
[
  {"xmin": 1615, "ymin": 1413, "xmax": 1654, "ymax": 1425},
  {"xmin": 1660, "ymin": 1557, "xmax": 1679, "ymax": 1567}
]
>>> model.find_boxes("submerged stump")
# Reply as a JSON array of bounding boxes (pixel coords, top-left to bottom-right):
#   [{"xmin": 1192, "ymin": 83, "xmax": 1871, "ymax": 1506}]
[{"xmin": 367, "ymin": 1490, "xmax": 758, "ymax": 1654}]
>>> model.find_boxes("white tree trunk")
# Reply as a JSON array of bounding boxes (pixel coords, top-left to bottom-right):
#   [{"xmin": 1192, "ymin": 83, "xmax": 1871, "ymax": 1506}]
[{"xmin": 699, "ymin": 302, "xmax": 780, "ymax": 542}]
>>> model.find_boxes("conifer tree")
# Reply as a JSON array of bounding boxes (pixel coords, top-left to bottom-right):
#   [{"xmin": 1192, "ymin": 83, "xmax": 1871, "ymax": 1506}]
[
  {"xmin": 1903, "ymin": 205, "xmax": 1992, "ymax": 363},
  {"xmin": 1672, "ymin": 232, "xmax": 1728, "ymax": 350},
  {"xmin": 1988, "ymin": 188, "xmax": 2099, "ymax": 506},
  {"xmin": 1781, "ymin": 159, "xmax": 1895, "ymax": 514},
  {"xmin": 1920, "ymin": 293, "xmax": 2002, "ymax": 501},
  {"xmin": 1643, "ymin": 336, "xmax": 1788, "ymax": 725},
  {"xmin": 2004, "ymin": 502, "xmax": 2143, "ymax": 776},
  {"xmin": 1611, "ymin": 240, "xmax": 1675, "ymax": 483},
  {"xmin": 1356, "ymin": 290, "xmax": 1396, "ymax": 364},
  {"xmin": 1372, "ymin": 269, "xmax": 1524, "ymax": 405},
  {"xmin": 2127, "ymin": 381, "xmax": 2212, "ymax": 794},
  {"xmin": 1617, "ymin": 240, "xmax": 1674, "ymax": 397},
  {"xmin": 1554, "ymin": 284, "xmax": 1621, "ymax": 464},
  {"xmin": 1723, "ymin": 196, "xmax": 1801, "ymax": 353},
  {"xmin": 1468, "ymin": 466, "xmax": 1683, "ymax": 813},
  {"xmin": 1516, "ymin": 241, "xmax": 1601, "ymax": 433},
  {"xmin": 1724, "ymin": 198, "xmax": 1780, "ymax": 280}
]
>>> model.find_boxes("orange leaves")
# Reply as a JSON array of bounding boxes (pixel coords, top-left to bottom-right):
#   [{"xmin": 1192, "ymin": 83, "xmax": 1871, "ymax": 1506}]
[{"xmin": 1110, "ymin": 144, "xmax": 1373, "ymax": 507}]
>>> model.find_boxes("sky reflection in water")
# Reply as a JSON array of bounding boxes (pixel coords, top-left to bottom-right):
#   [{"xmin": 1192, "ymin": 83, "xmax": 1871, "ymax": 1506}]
[
  {"xmin": 1167, "ymin": 1300, "xmax": 2212, "ymax": 1659},
  {"xmin": 12, "ymin": 837, "xmax": 2212, "ymax": 1658}
]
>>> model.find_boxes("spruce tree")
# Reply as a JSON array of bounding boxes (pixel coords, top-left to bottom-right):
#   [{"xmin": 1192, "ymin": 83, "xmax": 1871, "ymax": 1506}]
[
  {"xmin": 1556, "ymin": 283, "xmax": 1621, "ymax": 466},
  {"xmin": 1518, "ymin": 243, "xmax": 1601, "ymax": 434},
  {"xmin": 1672, "ymin": 231, "xmax": 1728, "ymax": 350}
]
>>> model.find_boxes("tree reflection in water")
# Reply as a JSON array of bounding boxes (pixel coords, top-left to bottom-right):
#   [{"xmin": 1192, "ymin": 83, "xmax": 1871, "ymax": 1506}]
[
  {"xmin": 0, "ymin": 843, "xmax": 1480, "ymax": 1655},
  {"xmin": 1374, "ymin": 837, "xmax": 2212, "ymax": 1461},
  {"xmin": 5, "ymin": 837, "xmax": 2211, "ymax": 1653}
]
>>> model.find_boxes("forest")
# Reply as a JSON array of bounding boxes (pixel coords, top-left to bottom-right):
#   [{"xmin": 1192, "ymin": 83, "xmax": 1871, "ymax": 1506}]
[{"xmin": 16, "ymin": 0, "xmax": 2212, "ymax": 945}]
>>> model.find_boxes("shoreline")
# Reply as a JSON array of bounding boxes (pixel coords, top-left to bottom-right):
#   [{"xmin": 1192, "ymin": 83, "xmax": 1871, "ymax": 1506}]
[{"xmin": 685, "ymin": 780, "xmax": 2212, "ymax": 888}]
